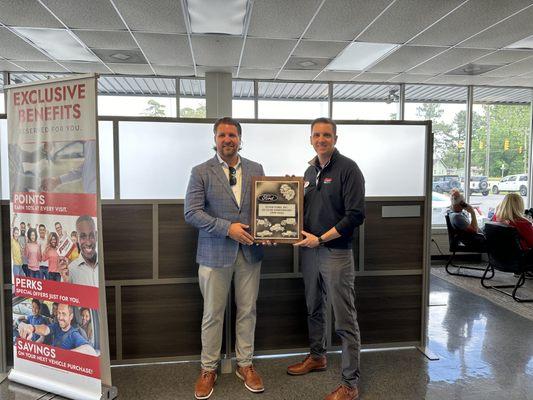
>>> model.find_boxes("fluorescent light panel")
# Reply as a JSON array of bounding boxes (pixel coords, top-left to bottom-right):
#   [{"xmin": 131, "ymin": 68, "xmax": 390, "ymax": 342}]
[
  {"xmin": 187, "ymin": 0, "xmax": 248, "ymax": 35},
  {"xmin": 13, "ymin": 27, "xmax": 98, "ymax": 62},
  {"xmin": 505, "ymin": 34, "xmax": 533, "ymax": 50},
  {"xmin": 326, "ymin": 42, "xmax": 399, "ymax": 71}
]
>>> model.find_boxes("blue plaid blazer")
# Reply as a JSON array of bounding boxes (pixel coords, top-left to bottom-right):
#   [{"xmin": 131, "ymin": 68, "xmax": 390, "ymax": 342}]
[{"xmin": 184, "ymin": 155, "xmax": 264, "ymax": 267}]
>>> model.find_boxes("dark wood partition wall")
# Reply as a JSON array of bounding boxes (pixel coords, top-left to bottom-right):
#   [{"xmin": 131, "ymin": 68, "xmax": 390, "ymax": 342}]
[{"xmin": 2, "ymin": 199, "xmax": 425, "ymax": 365}]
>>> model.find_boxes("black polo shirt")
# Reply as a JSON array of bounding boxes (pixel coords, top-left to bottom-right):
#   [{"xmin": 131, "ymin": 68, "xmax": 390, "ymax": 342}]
[{"xmin": 303, "ymin": 148, "xmax": 365, "ymax": 249}]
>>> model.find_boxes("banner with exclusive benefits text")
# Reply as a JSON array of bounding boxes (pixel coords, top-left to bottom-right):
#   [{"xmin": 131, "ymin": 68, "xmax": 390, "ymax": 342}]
[{"xmin": 7, "ymin": 75, "xmax": 104, "ymax": 400}]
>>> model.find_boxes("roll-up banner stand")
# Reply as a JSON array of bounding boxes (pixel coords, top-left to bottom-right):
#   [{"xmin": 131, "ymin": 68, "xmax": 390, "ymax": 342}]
[{"xmin": 5, "ymin": 74, "xmax": 117, "ymax": 400}]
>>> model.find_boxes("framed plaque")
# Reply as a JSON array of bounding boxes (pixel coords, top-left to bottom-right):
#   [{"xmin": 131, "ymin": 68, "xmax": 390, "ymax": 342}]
[{"xmin": 251, "ymin": 176, "xmax": 304, "ymax": 244}]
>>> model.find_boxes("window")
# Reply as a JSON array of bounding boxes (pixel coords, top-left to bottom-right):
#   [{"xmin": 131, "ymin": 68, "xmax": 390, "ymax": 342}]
[
  {"xmin": 232, "ymin": 80, "xmax": 254, "ymax": 119},
  {"xmin": 258, "ymin": 82, "xmax": 328, "ymax": 119},
  {"xmin": 405, "ymin": 85, "xmax": 468, "ymax": 226},
  {"xmin": 180, "ymin": 79, "xmax": 206, "ymax": 118},
  {"xmin": 332, "ymin": 83, "xmax": 400, "ymax": 120},
  {"xmin": 471, "ymin": 87, "xmax": 532, "ymax": 217},
  {"xmin": 98, "ymin": 76, "xmax": 177, "ymax": 117}
]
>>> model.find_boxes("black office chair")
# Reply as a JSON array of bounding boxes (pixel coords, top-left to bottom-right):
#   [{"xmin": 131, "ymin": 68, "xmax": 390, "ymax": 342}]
[
  {"xmin": 444, "ymin": 213, "xmax": 491, "ymax": 278},
  {"xmin": 482, "ymin": 222, "xmax": 533, "ymax": 302}
]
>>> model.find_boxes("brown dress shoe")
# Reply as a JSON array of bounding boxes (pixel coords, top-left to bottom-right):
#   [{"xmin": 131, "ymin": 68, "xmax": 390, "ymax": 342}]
[
  {"xmin": 287, "ymin": 354, "xmax": 327, "ymax": 375},
  {"xmin": 236, "ymin": 364, "xmax": 265, "ymax": 393},
  {"xmin": 324, "ymin": 385, "xmax": 359, "ymax": 400},
  {"xmin": 194, "ymin": 369, "xmax": 217, "ymax": 399}
]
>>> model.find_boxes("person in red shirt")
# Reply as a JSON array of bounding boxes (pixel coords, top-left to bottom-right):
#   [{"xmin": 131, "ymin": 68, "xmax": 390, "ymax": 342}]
[{"xmin": 492, "ymin": 193, "xmax": 533, "ymax": 278}]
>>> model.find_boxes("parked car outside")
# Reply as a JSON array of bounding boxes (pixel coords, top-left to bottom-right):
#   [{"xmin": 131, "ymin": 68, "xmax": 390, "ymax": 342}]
[
  {"xmin": 470, "ymin": 176, "xmax": 489, "ymax": 196},
  {"xmin": 432, "ymin": 191, "xmax": 484, "ymax": 225},
  {"xmin": 491, "ymin": 174, "xmax": 528, "ymax": 196},
  {"xmin": 432, "ymin": 175, "xmax": 462, "ymax": 193}
]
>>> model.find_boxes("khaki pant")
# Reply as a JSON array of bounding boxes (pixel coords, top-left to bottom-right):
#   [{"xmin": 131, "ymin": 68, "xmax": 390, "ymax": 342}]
[{"xmin": 198, "ymin": 249, "xmax": 261, "ymax": 371}]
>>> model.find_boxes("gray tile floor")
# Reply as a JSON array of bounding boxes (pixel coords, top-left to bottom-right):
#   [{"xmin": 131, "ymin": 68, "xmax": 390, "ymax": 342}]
[{"xmin": 2, "ymin": 274, "xmax": 533, "ymax": 399}]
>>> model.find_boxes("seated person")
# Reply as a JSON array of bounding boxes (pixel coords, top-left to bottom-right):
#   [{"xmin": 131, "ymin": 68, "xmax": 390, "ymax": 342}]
[
  {"xmin": 492, "ymin": 193, "xmax": 533, "ymax": 247},
  {"xmin": 448, "ymin": 189, "xmax": 486, "ymax": 250},
  {"xmin": 491, "ymin": 194, "xmax": 533, "ymax": 277}
]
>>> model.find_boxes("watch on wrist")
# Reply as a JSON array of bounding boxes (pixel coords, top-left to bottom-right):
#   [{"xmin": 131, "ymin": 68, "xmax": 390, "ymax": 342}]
[{"xmin": 318, "ymin": 236, "xmax": 324, "ymax": 245}]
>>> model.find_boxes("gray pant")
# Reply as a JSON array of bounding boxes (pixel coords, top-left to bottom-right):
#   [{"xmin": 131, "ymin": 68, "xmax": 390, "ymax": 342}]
[
  {"xmin": 301, "ymin": 246, "xmax": 361, "ymax": 388},
  {"xmin": 198, "ymin": 249, "xmax": 261, "ymax": 371}
]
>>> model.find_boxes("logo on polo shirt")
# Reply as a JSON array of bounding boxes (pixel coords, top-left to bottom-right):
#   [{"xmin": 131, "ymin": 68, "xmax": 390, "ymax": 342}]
[
  {"xmin": 304, "ymin": 181, "xmax": 310, "ymax": 188},
  {"xmin": 323, "ymin": 178, "xmax": 333, "ymax": 184}
]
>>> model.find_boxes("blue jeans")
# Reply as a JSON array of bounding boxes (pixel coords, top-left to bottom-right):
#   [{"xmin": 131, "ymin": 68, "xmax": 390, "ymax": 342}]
[{"xmin": 28, "ymin": 270, "xmax": 43, "ymax": 279}]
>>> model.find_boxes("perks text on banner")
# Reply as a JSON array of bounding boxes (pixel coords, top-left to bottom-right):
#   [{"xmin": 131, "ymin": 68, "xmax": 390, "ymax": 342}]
[{"xmin": 14, "ymin": 276, "xmax": 99, "ymax": 309}]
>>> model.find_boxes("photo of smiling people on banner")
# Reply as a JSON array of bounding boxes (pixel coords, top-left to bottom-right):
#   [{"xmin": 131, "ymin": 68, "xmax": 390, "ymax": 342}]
[{"xmin": 7, "ymin": 75, "xmax": 110, "ymax": 400}]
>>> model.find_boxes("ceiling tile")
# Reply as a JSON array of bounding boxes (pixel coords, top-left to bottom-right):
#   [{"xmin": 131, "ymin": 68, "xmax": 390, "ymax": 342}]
[
  {"xmin": 0, "ymin": 28, "xmax": 51, "ymax": 61},
  {"xmin": 460, "ymin": 5, "xmax": 533, "ymax": 49},
  {"xmin": 358, "ymin": 0, "xmax": 465, "ymax": 44},
  {"xmin": 235, "ymin": 68, "xmax": 278, "ymax": 79},
  {"xmin": 410, "ymin": 0, "xmax": 533, "ymax": 47},
  {"xmin": 369, "ymin": 45, "xmax": 448, "ymax": 73},
  {"xmin": 192, "ymin": 35, "xmax": 242, "ymax": 68},
  {"xmin": 113, "ymin": 0, "xmax": 187, "ymax": 34},
  {"xmin": 316, "ymin": 71, "xmax": 358, "ymax": 81},
  {"xmin": 61, "ymin": 61, "xmax": 111, "ymax": 73},
  {"xmin": 277, "ymin": 70, "xmax": 322, "ymax": 80},
  {"xmin": 293, "ymin": 40, "xmax": 348, "ymax": 58},
  {"xmin": 73, "ymin": 30, "xmax": 137, "ymax": 50},
  {"xmin": 486, "ymin": 76, "xmax": 533, "ymax": 87},
  {"xmin": 388, "ymin": 73, "xmax": 436, "ymax": 83},
  {"xmin": 11, "ymin": 60, "xmax": 69, "ymax": 73},
  {"xmin": 0, "ymin": 60, "xmax": 24, "ymax": 71},
  {"xmin": 135, "ymin": 33, "xmax": 192, "ymax": 66},
  {"xmin": 106, "ymin": 63, "xmax": 153, "ymax": 75},
  {"xmin": 473, "ymin": 49, "xmax": 533, "ymax": 65},
  {"xmin": 481, "ymin": 56, "xmax": 533, "ymax": 77},
  {"xmin": 305, "ymin": 0, "xmax": 393, "ymax": 41},
  {"xmin": 42, "ymin": 0, "xmax": 125, "ymax": 30},
  {"xmin": 248, "ymin": 0, "xmax": 323, "ymax": 39},
  {"xmin": 153, "ymin": 65, "xmax": 196, "ymax": 76},
  {"xmin": 241, "ymin": 38, "xmax": 296, "ymax": 69},
  {"xmin": 284, "ymin": 56, "xmax": 330, "ymax": 70},
  {"xmin": 409, "ymin": 48, "xmax": 492, "ymax": 74},
  {"xmin": 0, "ymin": 0, "xmax": 62, "ymax": 28},
  {"xmin": 354, "ymin": 72, "xmax": 398, "ymax": 82},
  {"xmin": 426, "ymin": 75, "xmax": 499, "ymax": 85}
]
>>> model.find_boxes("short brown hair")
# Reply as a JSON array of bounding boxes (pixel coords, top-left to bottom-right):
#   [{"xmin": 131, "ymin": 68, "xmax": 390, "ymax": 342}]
[
  {"xmin": 311, "ymin": 117, "xmax": 337, "ymax": 135},
  {"xmin": 213, "ymin": 117, "xmax": 242, "ymax": 137}
]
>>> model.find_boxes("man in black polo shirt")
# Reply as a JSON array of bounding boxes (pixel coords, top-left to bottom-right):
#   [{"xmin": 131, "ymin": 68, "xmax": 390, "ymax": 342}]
[{"xmin": 288, "ymin": 117, "xmax": 365, "ymax": 400}]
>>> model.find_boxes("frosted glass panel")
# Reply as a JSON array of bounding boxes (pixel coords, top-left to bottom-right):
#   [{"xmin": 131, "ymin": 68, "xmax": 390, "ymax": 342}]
[
  {"xmin": 0, "ymin": 119, "xmax": 7, "ymax": 199},
  {"xmin": 119, "ymin": 122, "xmax": 214, "ymax": 198},
  {"xmin": 336, "ymin": 125, "xmax": 426, "ymax": 196},
  {"xmin": 98, "ymin": 121, "xmax": 114, "ymax": 199},
  {"xmin": 240, "ymin": 124, "xmax": 315, "ymax": 176},
  {"xmin": 242, "ymin": 123, "xmax": 426, "ymax": 197},
  {"xmin": 258, "ymin": 101, "xmax": 328, "ymax": 119}
]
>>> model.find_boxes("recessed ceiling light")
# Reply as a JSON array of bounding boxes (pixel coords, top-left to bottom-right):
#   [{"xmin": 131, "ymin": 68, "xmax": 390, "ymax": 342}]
[
  {"xmin": 325, "ymin": 42, "xmax": 399, "ymax": 71},
  {"xmin": 12, "ymin": 27, "xmax": 98, "ymax": 62},
  {"xmin": 505, "ymin": 34, "xmax": 533, "ymax": 50},
  {"xmin": 187, "ymin": 0, "xmax": 249, "ymax": 35},
  {"xmin": 446, "ymin": 63, "xmax": 503, "ymax": 76},
  {"xmin": 298, "ymin": 60, "xmax": 316, "ymax": 68},
  {"xmin": 111, "ymin": 53, "xmax": 131, "ymax": 61}
]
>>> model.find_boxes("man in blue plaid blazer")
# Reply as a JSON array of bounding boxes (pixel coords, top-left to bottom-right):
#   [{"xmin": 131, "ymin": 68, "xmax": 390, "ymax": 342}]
[{"xmin": 185, "ymin": 117, "xmax": 265, "ymax": 399}]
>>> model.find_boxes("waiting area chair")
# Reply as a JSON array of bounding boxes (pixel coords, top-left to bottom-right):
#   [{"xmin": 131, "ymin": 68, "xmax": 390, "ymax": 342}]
[
  {"xmin": 444, "ymin": 213, "xmax": 491, "ymax": 279},
  {"xmin": 482, "ymin": 222, "xmax": 533, "ymax": 302}
]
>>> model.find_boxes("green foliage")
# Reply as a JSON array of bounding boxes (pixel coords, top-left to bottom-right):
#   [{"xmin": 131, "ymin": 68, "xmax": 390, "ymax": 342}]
[
  {"xmin": 418, "ymin": 102, "xmax": 531, "ymax": 177},
  {"xmin": 143, "ymin": 99, "xmax": 167, "ymax": 117},
  {"xmin": 180, "ymin": 104, "xmax": 206, "ymax": 118}
]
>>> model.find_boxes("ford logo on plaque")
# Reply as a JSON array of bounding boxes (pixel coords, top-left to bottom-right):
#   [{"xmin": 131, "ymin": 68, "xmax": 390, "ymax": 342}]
[{"xmin": 258, "ymin": 193, "xmax": 278, "ymax": 202}]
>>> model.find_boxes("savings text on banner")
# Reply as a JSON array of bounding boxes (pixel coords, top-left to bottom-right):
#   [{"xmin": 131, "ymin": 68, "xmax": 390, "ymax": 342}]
[{"xmin": 7, "ymin": 75, "xmax": 102, "ymax": 400}]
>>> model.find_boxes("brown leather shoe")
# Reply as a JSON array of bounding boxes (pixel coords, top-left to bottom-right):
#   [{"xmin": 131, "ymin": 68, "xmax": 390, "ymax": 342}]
[
  {"xmin": 287, "ymin": 354, "xmax": 327, "ymax": 375},
  {"xmin": 324, "ymin": 385, "xmax": 359, "ymax": 400},
  {"xmin": 194, "ymin": 369, "xmax": 217, "ymax": 399},
  {"xmin": 236, "ymin": 364, "xmax": 265, "ymax": 393}
]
